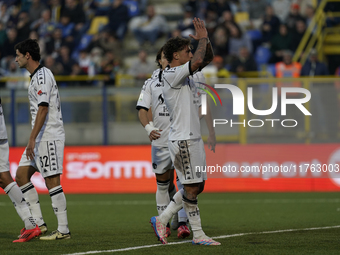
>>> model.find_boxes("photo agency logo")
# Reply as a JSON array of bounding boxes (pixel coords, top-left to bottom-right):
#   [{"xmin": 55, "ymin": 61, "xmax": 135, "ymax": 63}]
[{"xmin": 199, "ymin": 84, "xmax": 312, "ymax": 128}]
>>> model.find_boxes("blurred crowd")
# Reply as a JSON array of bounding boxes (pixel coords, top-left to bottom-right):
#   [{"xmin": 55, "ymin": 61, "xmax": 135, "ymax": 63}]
[{"xmin": 0, "ymin": 0, "xmax": 339, "ymax": 88}]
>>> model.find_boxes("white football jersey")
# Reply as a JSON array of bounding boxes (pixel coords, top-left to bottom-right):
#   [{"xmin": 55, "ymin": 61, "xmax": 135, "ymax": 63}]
[
  {"xmin": 136, "ymin": 68, "xmax": 170, "ymax": 147},
  {"xmin": 162, "ymin": 62, "xmax": 206, "ymax": 141},
  {"xmin": 0, "ymin": 98, "xmax": 7, "ymax": 139},
  {"xmin": 28, "ymin": 65, "xmax": 65, "ymax": 142}
]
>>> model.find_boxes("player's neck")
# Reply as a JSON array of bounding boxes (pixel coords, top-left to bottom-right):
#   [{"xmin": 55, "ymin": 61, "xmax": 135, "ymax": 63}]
[
  {"xmin": 26, "ymin": 61, "xmax": 40, "ymax": 75},
  {"xmin": 170, "ymin": 59, "xmax": 181, "ymax": 68}
]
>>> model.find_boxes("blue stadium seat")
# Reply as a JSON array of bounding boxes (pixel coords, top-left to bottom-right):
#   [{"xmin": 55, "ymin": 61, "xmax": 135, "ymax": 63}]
[
  {"xmin": 71, "ymin": 34, "xmax": 93, "ymax": 60},
  {"xmin": 255, "ymin": 46, "xmax": 271, "ymax": 65},
  {"xmin": 123, "ymin": 0, "xmax": 140, "ymax": 17},
  {"xmin": 247, "ymin": 30, "xmax": 262, "ymax": 41}
]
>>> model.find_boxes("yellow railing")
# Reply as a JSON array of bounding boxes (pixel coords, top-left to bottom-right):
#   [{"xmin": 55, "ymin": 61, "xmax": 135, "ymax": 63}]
[{"xmin": 293, "ymin": 0, "xmax": 340, "ymax": 65}]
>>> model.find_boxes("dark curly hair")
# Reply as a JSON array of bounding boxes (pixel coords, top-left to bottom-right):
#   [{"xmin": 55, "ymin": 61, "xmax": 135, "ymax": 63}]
[
  {"xmin": 155, "ymin": 46, "xmax": 164, "ymax": 68},
  {"xmin": 163, "ymin": 37, "xmax": 191, "ymax": 63},
  {"xmin": 15, "ymin": 39, "xmax": 41, "ymax": 62}
]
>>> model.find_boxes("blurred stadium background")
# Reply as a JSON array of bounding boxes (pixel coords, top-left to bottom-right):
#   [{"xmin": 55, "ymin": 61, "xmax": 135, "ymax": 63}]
[{"xmin": 1, "ymin": 0, "xmax": 340, "ymax": 253}]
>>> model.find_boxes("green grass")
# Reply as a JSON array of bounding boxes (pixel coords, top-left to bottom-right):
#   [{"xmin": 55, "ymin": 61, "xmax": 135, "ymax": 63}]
[{"xmin": 1, "ymin": 192, "xmax": 340, "ymax": 255}]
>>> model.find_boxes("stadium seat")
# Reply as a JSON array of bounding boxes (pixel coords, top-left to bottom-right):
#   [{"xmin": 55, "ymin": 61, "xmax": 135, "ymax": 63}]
[
  {"xmin": 87, "ymin": 16, "xmax": 108, "ymax": 35},
  {"xmin": 235, "ymin": 12, "xmax": 250, "ymax": 26},
  {"xmin": 247, "ymin": 30, "xmax": 262, "ymax": 41},
  {"xmin": 255, "ymin": 46, "xmax": 271, "ymax": 65},
  {"xmin": 124, "ymin": 0, "xmax": 140, "ymax": 17}
]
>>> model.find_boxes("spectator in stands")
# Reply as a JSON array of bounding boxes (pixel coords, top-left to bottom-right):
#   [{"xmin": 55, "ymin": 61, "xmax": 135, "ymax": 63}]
[
  {"xmin": 286, "ymin": 3, "xmax": 306, "ymax": 31},
  {"xmin": 290, "ymin": 19, "xmax": 307, "ymax": 51},
  {"xmin": 305, "ymin": 4, "xmax": 315, "ymax": 27},
  {"xmin": 230, "ymin": 47, "xmax": 258, "ymax": 74},
  {"xmin": 301, "ymin": 49, "xmax": 329, "ymax": 76},
  {"xmin": 89, "ymin": 47, "xmax": 103, "ymax": 75},
  {"xmin": 5, "ymin": 60, "xmax": 28, "ymax": 89},
  {"xmin": 177, "ymin": 6, "xmax": 195, "ymax": 38},
  {"xmin": 30, "ymin": 9, "xmax": 56, "ymax": 38},
  {"xmin": 269, "ymin": 24, "xmax": 292, "ymax": 63},
  {"xmin": 207, "ymin": 0, "xmax": 231, "ymax": 18},
  {"xmin": 7, "ymin": 5, "xmax": 20, "ymax": 29},
  {"xmin": 275, "ymin": 50, "xmax": 302, "ymax": 78},
  {"xmin": 0, "ymin": 3, "xmax": 10, "ymax": 24},
  {"xmin": 78, "ymin": 49, "xmax": 95, "ymax": 76},
  {"xmin": 92, "ymin": 0, "xmax": 114, "ymax": 16},
  {"xmin": 211, "ymin": 55, "xmax": 230, "ymax": 78},
  {"xmin": 128, "ymin": 49, "xmax": 155, "ymax": 87},
  {"xmin": 45, "ymin": 28, "xmax": 71, "ymax": 57},
  {"xmin": 212, "ymin": 26, "xmax": 229, "ymax": 59},
  {"xmin": 86, "ymin": 30, "xmax": 121, "ymax": 59},
  {"xmin": 43, "ymin": 55, "xmax": 64, "ymax": 75},
  {"xmin": 29, "ymin": 0, "xmax": 48, "ymax": 23},
  {"xmin": 61, "ymin": 0, "xmax": 87, "ymax": 43},
  {"xmin": 106, "ymin": 0, "xmax": 129, "ymax": 40},
  {"xmin": 185, "ymin": 0, "xmax": 207, "ymax": 20},
  {"xmin": 56, "ymin": 45, "xmax": 77, "ymax": 75},
  {"xmin": 1, "ymin": 28, "xmax": 18, "ymax": 59},
  {"xmin": 129, "ymin": 5, "xmax": 169, "ymax": 46},
  {"xmin": 205, "ymin": 10, "xmax": 218, "ymax": 35},
  {"xmin": 16, "ymin": 11, "xmax": 31, "ymax": 42},
  {"xmin": 57, "ymin": 14, "xmax": 75, "ymax": 39},
  {"xmin": 69, "ymin": 63, "xmax": 88, "ymax": 86},
  {"xmin": 50, "ymin": 0, "xmax": 62, "ymax": 23},
  {"xmin": 261, "ymin": 5, "xmax": 281, "ymax": 43},
  {"xmin": 272, "ymin": 0, "xmax": 291, "ymax": 22},
  {"xmin": 217, "ymin": 10, "xmax": 235, "ymax": 27},
  {"xmin": 246, "ymin": 0, "xmax": 268, "ymax": 29},
  {"xmin": 0, "ymin": 22, "xmax": 7, "ymax": 48},
  {"xmin": 99, "ymin": 51, "xmax": 120, "ymax": 86},
  {"xmin": 227, "ymin": 23, "xmax": 252, "ymax": 57}
]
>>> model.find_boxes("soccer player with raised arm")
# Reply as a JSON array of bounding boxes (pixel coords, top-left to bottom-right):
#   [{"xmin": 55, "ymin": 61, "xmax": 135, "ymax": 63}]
[
  {"xmin": 0, "ymin": 100, "xmax": 41, "ymax": 242},
  {"xmin": 14, "ymin": 39, "xmax": 70, "ymax": 240},
  {"xmin": 149, "ymin": 18, "xmax": 220, "ymax": 245},
  {"xmin": 136, "ymin": 47, "xmax": 191, "ymax": 239}
]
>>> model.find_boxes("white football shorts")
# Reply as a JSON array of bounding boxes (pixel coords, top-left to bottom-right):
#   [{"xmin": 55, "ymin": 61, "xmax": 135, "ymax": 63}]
[
  {"xmin": 0, "ymin": 139, "xmax": 10, "ymax": 173},
  {"xmin": 19, "ymin": 140, "xmax": 64, "ymax": 178},
  {"xmin": 151, "ymin": 145, "xmax": 174, "ymax": 174},
  {"xmin": 168, "ymin": 138, "xmax": 207, "ymax": 185}
]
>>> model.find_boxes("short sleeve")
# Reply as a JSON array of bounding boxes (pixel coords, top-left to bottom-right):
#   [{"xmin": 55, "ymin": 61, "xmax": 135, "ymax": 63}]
[{"xmin": 136, "ymin": 78, "xmax": 153, "ymax": 110}]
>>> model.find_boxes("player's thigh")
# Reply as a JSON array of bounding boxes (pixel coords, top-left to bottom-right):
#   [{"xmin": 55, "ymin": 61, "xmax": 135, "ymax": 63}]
[
  {"xmin": 169, "ymin": 139, "xmax": 207, "ymax": 186},
  {"xmin": 0, "ymin": 139, "xmax": 9, "ymax": 174},
  {"xmin": 152, "ymin": 146, "xmax": 173, "ymax": 178},
  {"xmin": 35, "ymin": 140, "xmax": 64, "ymax": 179}
]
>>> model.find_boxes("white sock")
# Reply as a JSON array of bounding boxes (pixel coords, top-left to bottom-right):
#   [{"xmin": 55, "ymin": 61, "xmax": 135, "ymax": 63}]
[
  {"xmin": 176, "ymin": 178, "xmax": 187, "ymax": 222},
  {"xmin": 168, "ymin": 184, "xmax": 177, "ymax": 200},
  {"xmin": 5, "ymin": 182, "xmax": 36, "ymax": 229},
  {"xmin": 156, "ymin": 179, "xmax": 170, "ymax": 216},
  {"xmin": 49, "ymin": 185, "xmax": 69, "ymax": 234},
  {"xmin": 182, "ymin": 195, "xmax": 205, "ymax": 239},
  {"xmin": 159, "ymin": 189, "xmax": 184, "ymax": 225},
  {"xmin": 20, "ymin": 182, "xmax": 45, "ymax": 226}
]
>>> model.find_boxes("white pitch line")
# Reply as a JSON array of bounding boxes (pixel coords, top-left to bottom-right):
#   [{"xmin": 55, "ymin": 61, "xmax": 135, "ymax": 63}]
[
  {"xmin": 1, "ymin": 198, "xmax": 340, "ymax": 206},
  {"xmin": 63, "ymin": 225, "xmax": 340, "ymax": 255},
  {"xmin": 0, "ymin": 198, "xmax": 340, "ymax": 207}
]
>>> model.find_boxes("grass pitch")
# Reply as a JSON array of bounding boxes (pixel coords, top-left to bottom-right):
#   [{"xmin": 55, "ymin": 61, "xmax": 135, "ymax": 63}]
[{"xmin": 1, "ymin": 192, "xmax": 340, "ymax": 255}]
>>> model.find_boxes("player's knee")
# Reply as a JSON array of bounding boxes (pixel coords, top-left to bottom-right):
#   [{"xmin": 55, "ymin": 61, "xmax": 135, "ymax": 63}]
[
  {"xmin": 156, "ymin": 179, "xmax": 170, "ymax": 194},
  {"xmin": 44, "ymin": 174, "xmax": 61, "ymax": 190},
  {"xmin": 0, "ymin": 171, "xmax": 13, "ymax": 189}
]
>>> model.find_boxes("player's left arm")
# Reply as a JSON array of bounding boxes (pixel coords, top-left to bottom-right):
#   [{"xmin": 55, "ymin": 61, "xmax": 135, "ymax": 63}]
[
  {"xmin": 200, "ymin": 41, "xmax": 214, "ymax": 70},
  {"xmin": 26, "ymin": 105, "xmax": 48, "ymax": 160}
]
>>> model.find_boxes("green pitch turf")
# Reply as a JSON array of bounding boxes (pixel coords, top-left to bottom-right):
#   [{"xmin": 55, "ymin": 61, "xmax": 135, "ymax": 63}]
[{"xmin": 1, "ymin": 192, "xmax": 340, "ymax": 255}]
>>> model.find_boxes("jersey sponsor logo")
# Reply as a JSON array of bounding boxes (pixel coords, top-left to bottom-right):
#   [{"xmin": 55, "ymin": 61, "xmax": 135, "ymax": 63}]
[
  {"xmin": 37, "ymin": 90, "xmax": 47, "ymax": 96},
  {"xmin": 158, "ymin": 94, "xmax": 164, "ymax": 104}
]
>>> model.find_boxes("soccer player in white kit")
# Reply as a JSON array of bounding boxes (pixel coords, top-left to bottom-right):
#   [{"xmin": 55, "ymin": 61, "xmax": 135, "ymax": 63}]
[
  {"xmin": 0, "ymin": 99, "xmax": 41, "ymax": 242},
  {"xmin": 150, "ymin": 18, "xmax": 220, "ymax": 245},
  {"xmin": 14, "ymin": 39, "xmax": 70, "ymax": 240}
]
